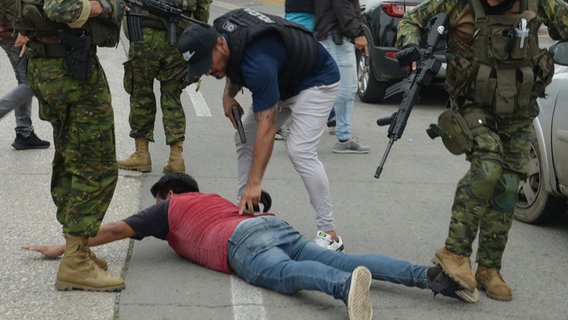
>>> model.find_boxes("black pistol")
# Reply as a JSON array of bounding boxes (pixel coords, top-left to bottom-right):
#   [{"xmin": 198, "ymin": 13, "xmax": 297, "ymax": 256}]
[{"xmin": 232, "ymin": 105, "xmax": 246, "ymax": 143}]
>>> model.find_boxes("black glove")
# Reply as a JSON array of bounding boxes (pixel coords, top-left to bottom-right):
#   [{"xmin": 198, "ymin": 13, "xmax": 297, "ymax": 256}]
[{"xmin": 396, "ymin": 44, "xmax": 421, "ymax": 68}]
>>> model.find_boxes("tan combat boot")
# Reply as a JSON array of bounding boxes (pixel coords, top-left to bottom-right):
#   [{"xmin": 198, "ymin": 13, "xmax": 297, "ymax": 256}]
[
  {"xmin": 88, "ymin": 248, "xmax": 108, "ymax": 271},
  {"xmin": 163, "ymin": 141, "xmax": 185, "ymax": 173},
  {"xmin": 432, "ymin": 247, "xmax": 477, "ymax": 292},
  {"xmin": 117, "ymin": 138, "xmax": 152, "ymax": 172},
  {"xmin": 55, "ymin": 234, "xmax": 125, "ymax": 291},
  {"xmin": 476, "ymin": 264, "xmax": 512, "ymax": 301}
]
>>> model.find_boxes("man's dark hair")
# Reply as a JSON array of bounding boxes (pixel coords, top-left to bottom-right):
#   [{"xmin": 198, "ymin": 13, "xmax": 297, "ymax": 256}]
[{"xmin": 150, "ymin": 173, "xmax": 200, "ymax": 199}]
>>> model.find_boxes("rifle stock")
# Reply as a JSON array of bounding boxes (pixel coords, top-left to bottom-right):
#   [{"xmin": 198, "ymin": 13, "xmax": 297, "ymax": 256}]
[{"xmin": 374, "ymin": 13, "xmax": 448, "ymax": 179}]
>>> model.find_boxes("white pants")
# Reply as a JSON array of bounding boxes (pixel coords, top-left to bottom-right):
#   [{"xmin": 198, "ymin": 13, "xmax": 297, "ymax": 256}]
[{"xmin": 236, "ymin": 82, "xmax": 339, "ymax": 232}]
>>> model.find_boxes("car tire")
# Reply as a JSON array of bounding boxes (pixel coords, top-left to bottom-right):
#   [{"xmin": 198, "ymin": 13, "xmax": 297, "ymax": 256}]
[
  {"xmin": 514, "ymin": 131, "xmax": 567, "ymax": 224},
  {"xmin": 356, "ymin": 50, "xmax": 388, "ymax": 103}
]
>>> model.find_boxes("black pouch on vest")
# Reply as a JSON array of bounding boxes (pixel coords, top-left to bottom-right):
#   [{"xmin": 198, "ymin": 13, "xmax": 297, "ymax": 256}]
[{"xmin": 59, "ymin": 29, "xmax": 94, "ymax": 80}]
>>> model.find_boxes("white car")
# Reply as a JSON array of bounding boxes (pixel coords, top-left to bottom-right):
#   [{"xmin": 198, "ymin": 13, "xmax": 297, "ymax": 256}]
[{"xmin": 515, "ymin": 41, "xmax": 568, "ymax": 224}]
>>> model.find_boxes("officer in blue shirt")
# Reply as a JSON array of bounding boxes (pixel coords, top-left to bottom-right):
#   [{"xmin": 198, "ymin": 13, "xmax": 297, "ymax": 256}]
[{"xmin": 177, "ymin": 8, "xmax": 346, "ymax": 251}]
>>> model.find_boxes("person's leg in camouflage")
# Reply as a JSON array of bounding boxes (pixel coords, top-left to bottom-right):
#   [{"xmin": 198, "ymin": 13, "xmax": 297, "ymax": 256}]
[
  {"xmin": 476, "ymin": 184, "xmax": 516, "ymax": 302},
  {"xmin": 475, "ymin": 118, "xmax": 533, "ymax": 301},
  {"xmin": 435, "ymin": 124, "xmax": 504, "ymax": 295},
  {"xmin": 156, "ymin": 40, "xmax": 188, "ymax": 173},
  {"xmin": 28, "ymin": 56, "xmax": 124, "ymax": 291},
  {"xmin": 118, "ymin": 28, "xmax": 163, "ymax": 172}
]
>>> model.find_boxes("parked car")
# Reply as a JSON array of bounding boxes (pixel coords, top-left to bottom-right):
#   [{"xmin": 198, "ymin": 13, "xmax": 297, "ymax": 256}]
[
  {"xmin": 514, "ymin": 41, "xmax": 568, "ymax": 224},
  {"xmin": 357, "ymin": 0, "xmax": 446, "ymax": 103}
]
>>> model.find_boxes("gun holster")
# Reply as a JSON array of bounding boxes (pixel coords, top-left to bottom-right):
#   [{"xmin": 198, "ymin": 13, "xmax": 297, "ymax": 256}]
[
  {"xmin": 429, "ymin": 110, "xmax": 474, "ymax": 155},
  {"xmin": 330, "ymin": 26, "xmax": 344, "ymax": 45},
  {"xmin": 429, "ymin": 109, "xmax": 493, "ymax": 155},
  {"xmin": 59, "ymin": 29, "xmax": 94, "ymax": 80}
]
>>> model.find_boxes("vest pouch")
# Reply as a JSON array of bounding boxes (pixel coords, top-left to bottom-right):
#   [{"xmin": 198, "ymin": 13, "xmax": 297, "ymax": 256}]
[
  {"xmin": 509, "ymin": 30, "xmax": 530, "ymax": 60},
  {"xmin": 488, "ymin": 27, "xmax": 513, "ymax": 62},
  {"xmin": 494, "ymin": 69, "xmax": 516, "ymax": 113},
  {"xmin": 511, "ymin": 12, "xmax": 537, "ymax": 61},
  {"xmin": 436, "ymin": 110, "xmax": 474, "ymax": 155},
  {"xmin": 473, "ymin": 64, "xmax": 496, "ymax": 107}
]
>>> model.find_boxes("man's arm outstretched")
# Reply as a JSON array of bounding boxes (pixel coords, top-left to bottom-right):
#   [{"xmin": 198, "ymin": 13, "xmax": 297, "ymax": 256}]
[{"xmin": 22, "ymin": 221, "xmax": 136, "ymax": 257}]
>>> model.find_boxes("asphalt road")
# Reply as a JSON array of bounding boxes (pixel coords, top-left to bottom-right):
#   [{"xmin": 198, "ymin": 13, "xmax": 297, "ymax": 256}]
[{"xmin": 1, "ymin": 1, "xmax": 567, "ymax": 319}]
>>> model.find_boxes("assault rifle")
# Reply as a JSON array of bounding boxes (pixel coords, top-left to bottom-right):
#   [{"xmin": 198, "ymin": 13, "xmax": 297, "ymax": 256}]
[
  {"xmin": 374, "ymin": 13, "xmax": 448, "ymax": 179},
  {"xmin": 125, "ymin": 0, "xmax": 209, "ymax": 46}
]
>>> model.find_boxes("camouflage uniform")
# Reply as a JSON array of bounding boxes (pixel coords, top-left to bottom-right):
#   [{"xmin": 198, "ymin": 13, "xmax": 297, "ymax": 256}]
[
  {"xmin": 397, "ymin": 0, "xmax": 568, "ymax": 268},
  {"xmin": 124, "ymin": 27, "xmax": 188, "ymax": 145},
  {"xmin": 123, "ymin": 0, "xmax": 211, "ymax": 145},
  {"xmin": 18, "ymin": 0, "xmax": 118, "ymax": 237}
]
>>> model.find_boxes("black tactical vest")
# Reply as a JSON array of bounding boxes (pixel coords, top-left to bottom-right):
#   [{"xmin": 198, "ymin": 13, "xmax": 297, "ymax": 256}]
[{"xmin": 213, "ymin": 8, "xmax": 319, "ymax": 100}]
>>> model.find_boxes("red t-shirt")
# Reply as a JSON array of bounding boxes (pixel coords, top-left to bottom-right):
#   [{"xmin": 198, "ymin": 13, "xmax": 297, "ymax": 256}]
[{"xmin": 166, "ymin": 193, "xmax": 272, "ymax": 274}]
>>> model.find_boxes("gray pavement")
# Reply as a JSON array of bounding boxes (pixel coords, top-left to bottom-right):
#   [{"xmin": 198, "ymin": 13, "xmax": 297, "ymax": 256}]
[{"xmin": 2, "ymin": 1, "xmax": 568, "ymax": 320}]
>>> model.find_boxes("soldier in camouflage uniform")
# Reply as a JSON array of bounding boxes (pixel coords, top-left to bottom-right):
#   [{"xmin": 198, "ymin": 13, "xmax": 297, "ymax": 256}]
[
  {"xmin": 11, "ymin": 0, "xmax": 124, "ymax": 291},
  {"xmin": 396, "ymin": 0, "xmax": 568, "ymax": 302},
  {"xmin": 118, "ymin": 0, "xmax": 211, "ymax": 173}
]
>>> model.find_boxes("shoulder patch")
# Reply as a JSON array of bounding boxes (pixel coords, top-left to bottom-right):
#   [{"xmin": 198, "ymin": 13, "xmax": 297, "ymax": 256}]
[{"xmin": 222, "ymin": 21, "xmax": 237, "ymax": 32}]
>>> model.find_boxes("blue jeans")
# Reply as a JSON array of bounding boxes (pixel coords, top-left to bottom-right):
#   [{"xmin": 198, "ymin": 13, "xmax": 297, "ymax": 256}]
[
  {"xmin": 320, "ymin": 36, "xmax": 358, "ymax": 141},
  {"xmin": 228, "ymin": 216, "xmax": 430, "ymax": 304},
  {"xmin": 0, "ymin": 43, "xmax": 34, "ymax": 136}
]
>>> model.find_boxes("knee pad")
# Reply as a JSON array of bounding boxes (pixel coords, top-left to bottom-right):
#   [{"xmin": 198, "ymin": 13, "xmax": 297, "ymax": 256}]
[
  {"xmin": 492, "ymin": 171, "xmax": 521, "ymax": 212},
  {"xmin": 467, "ymin": 160, "xmax": 503, "ymax": 201}
]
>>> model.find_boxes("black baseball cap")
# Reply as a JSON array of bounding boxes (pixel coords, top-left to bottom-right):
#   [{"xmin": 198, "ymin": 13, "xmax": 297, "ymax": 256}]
[{"xmin": 177, "ymin": 24, "xmax": 220, "ymax": 80}]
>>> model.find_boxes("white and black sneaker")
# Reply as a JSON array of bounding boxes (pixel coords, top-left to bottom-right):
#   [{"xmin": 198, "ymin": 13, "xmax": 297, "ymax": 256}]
[{"xmin": 314, "ymin": 231, "xmax": 345, "ymax": 252}]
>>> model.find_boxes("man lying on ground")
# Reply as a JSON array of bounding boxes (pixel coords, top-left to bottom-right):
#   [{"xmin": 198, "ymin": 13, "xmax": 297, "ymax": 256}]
[{"xmin": 23, "ymin": 173, "xmax": 478, "ymax": 320}]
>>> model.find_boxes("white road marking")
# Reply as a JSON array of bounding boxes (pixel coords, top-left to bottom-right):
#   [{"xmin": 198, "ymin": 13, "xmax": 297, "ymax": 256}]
[
  {"xmin": 185, "ymin": 83, "xmax": 211, "ymax": 117},
  {"xmin": 190, "ymin": 3, "xmax": 268, "ymax": 319}
]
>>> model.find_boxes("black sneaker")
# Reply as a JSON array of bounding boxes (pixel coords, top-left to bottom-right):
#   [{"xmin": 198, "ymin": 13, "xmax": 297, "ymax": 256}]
[
  {"xmin": 427, "ymin": 265, "xmax": 480, "ymax": 303},
  {"xmin": 11, "ymin": 132, "xmax": 51, "ymax": 150}
]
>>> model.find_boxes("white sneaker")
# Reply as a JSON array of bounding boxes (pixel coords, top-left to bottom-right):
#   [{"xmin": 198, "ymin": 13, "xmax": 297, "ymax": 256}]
[
  {"xmin": 314, "ymin": 231, "xmax": 345, "ymax": 252},
  {"xmin": 275, "ymin": 128, "xmax": 287, "ymax": 141},
  {"xmin": 347, "ymin": 266, "xmax": 373, "ymax": 320}
]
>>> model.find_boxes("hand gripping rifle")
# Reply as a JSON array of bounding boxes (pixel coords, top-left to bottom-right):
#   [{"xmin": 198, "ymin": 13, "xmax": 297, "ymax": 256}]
[
  {"xmin": 374, "ymin": 13, "xmax": 448, "ymax": 179},
  {"xmin": 125, "ymin": 0, "xmax": 209, "ymax": 46}
]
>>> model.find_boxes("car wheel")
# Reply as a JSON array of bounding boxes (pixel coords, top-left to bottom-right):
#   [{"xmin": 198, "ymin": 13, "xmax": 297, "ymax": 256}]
[
  {"xmin": 514, "ymin": 132, "xmax": 567, "ymax": 224},
  {"xmin": 356, "ymin": 50, "xmax": 388, "ymax": 103}
]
